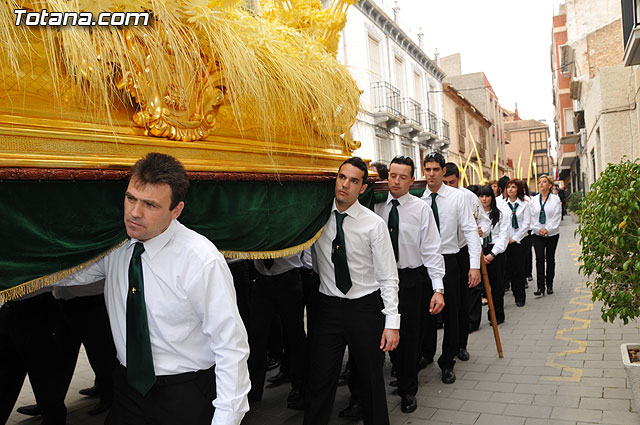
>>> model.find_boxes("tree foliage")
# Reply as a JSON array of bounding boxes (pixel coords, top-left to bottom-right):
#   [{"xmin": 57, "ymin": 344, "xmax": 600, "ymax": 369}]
[
  {"xmin": 579, "ymin": 159, "xmax": 640, "ymax": 324},
  {"xmin": 567, "ymin": 192, "xmax": 584, "ymax": 213}
]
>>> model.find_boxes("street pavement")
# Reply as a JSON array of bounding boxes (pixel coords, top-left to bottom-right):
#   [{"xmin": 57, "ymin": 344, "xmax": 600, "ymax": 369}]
[{"xmin": 8, "ymin": 217, "xmax": 640, "ymax": 425}]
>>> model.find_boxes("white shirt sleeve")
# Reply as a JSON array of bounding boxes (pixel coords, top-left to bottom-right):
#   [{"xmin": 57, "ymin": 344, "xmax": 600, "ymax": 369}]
[
  {"xmin": 187, "ymin": 259, "xmax": 250, "ymax": 425},
  {"xmin": 371, "ymin": 219, "xmax": 401, "ymax": 329},
  {"xmin": 477, "ymin": 204, "xmax": 492, "ymax": 238},
  {"xmin": 55, "ymin": 257, "xmax": 107, "ymax": 287},
  {"xmin": 545, "ymin": 195, "xmax": 563, "ymax": 236},
  {"xmin": 420, "ymin": 207, "xmax": 445, "ymax": 290},
  {"xmin": 491, "ymin": 206, "xmax": 511, "ymax": 256},
  {"xmin": 458, "ymin": 194, "xmax": 482, "ymax": 269},
  {"xmin": 512, "ymin": 201, "xmax": 531, "ymax": 244}
]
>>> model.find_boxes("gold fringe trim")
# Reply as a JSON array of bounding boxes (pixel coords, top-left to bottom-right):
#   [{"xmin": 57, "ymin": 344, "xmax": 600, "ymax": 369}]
[
  {"xmin": 0, "ymin": 240, "xmax": 127, "ymax": 303},
  {"xmin": 221, "ymin": 226, "xmax": 324, "ymax": 260}
]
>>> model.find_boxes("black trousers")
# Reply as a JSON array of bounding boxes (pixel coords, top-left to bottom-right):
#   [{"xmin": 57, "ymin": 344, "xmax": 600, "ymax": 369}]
[
  {"xmin": 0, "ymin": 293, "xmax": 66, "ymax": 425},
  {"xmin": 524, "ymin": 233, "xmax": 533, "ymax": 278},
  {"xmin": 228, "ymin": 260, "xmax": 251, "ymax": 330},
  {"xmin": 532, "ymin": 234, "xmax": 560, "ymax": 292},
  {"xmin": 248, "ymin": 269, "xmax": 306, "ymax": 399},
  {"xmin": 396, "ymin": 267, "xmax": 431, "ymax": 397},
  {"xmin": 304, "ymin": 291, "xmax": 388, "ymax": 425},
  {"xmin": 421, "ymin": 254, "xmax": 460, "ymax": 370},
  {"xmin": 105, "ymin": 365, "xmax": 215, "ymax": 425},
  {"xmin": 483, "ymin": 247, "xmax": 506, "ymax": 323},
  {"xmin": 55, "ymin": 294, "xmax": 118, "ymax": 405},
  {"xmin": 456, "ymin": 246, "xmax": 472, "ymax": 349},
  {"xmin": 506, "ymin": 242, "xmax": 527, "ymax": 304}
]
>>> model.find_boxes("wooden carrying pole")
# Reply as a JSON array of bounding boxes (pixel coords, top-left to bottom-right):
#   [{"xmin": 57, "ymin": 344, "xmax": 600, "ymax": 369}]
[{"xmin": 480, "ymin": 253, "xmax": 504, "ymax": 358}]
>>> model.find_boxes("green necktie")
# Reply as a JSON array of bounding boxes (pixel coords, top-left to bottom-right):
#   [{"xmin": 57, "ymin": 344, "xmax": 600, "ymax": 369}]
[
  {"xmin": 430, "ymin": 192, "xmax": 440, "ymax": 232},
  {"xmin": 388, "ymin": 199, "xmax": 400, "ymax": 262},
  {"xmin": 539, "ymin": 195, "xmax": 548, "ymax": 224},
  {"xmin": 509, "ymin": 202, "xmax": 519, "ymax": 229},
  {"xmin": 126, "ymin": 242, "xmax": 156, "ymax": 396},
  {"xmin": 331, "ymin": 211, "xmax": 352, "ymax": 294}
]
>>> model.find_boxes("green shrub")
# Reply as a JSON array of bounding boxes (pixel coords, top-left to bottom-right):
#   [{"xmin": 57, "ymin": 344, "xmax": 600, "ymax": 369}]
[
  {"xmin": 578, "ymin": 159, "xmax": 640, "ymax": 324},
  {"xmin": 567, "ymin": 192, "xmax": 584, "ymax": 213}
]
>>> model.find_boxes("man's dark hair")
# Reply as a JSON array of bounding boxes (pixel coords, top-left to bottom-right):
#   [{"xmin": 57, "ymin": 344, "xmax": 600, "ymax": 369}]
[
  {"xmin": 422, "ymin": 151, "xmax": 445, "ymax": 169},
  {"xmin": 390, "ymin": 155, "xmax": 415, "ymax": 176},
  {"xmin": 130, "ymin": 152, "xmax": 189, "ymax": 210},
  {"xmin": 339, "ymin": 156, "xmax": 368, "ymax": 183},
  {"xmin": 444, "ymin": 162, "xmax": 460, "ymax": 178},
  {"xmin": 497, "ymin": 175, "xmax": 510, "ymax": 191},
  {"xmin": 466, "ymin": 184, "xmax": 479, "ymax": 195},
  {"xmin": 370, "ymin": 162, "xmax": 389, "ymax": 180}
]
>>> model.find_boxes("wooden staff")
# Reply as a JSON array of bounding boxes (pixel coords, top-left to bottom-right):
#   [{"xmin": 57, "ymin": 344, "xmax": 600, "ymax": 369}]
[{"xmin": 480, "ymin": 252, "xmax": 504, "ymax": 358}]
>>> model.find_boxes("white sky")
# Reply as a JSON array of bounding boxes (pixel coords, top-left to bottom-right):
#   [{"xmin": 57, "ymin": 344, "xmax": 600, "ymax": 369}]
[{"xmin": 376, "ymin": 0, "xmax": 564, "ymax": 146}]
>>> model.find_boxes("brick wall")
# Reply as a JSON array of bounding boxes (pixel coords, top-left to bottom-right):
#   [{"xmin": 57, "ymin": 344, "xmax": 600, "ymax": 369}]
[{"xmin": 586, "ymin": 19, "xmax": 624, "ymax": 78}]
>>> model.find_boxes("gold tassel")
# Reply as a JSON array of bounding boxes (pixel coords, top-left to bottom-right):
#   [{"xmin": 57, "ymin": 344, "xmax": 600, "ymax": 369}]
[
  {"xmin": 0, "ymin": 240, "xmax": 127, "ymax": 303},
  {"xmin": 221, "ymin": 225, "xmax": 324, "ymax": 259}
]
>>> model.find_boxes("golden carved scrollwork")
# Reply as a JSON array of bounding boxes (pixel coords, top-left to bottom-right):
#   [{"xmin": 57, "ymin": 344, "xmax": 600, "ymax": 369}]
[{"xmin": 115, "ymin": 31, "xmax": 228, "ymax": 142}]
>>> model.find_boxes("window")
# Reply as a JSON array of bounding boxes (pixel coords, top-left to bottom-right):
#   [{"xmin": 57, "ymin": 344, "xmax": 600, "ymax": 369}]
[
  {"xmin": 564, "ymin": 107, "xmax": 574, "ymax": 135},
  {"xmin": 529, "ymin": 129, "xmax": 547, "ymax": 151},
  {"xmin": 456, "ymin": 107, "xmax": 466, "ymax": 153},
  {"xmin": 394, "ymin": 55, "xmax": 405, "ymax": 94},
  {"xmin": 533, "ymin": 154, "xmax": 550, "ymax": 176},
  {"xmin": 478, "ymin": 127, "xmax": 487, "ymax": 160},
  {"xmin": 428, "ymin": 83, "xmax": 436, "ymax": 112},
  {"xmin": 413, "ymin": 72, "xmax": 423, "ymax": 105},
  {"xmin": 368, "ymin": 36, "xmax": 382, "ymax": 82},
  {"xmin": 591, "ymin": 148, "xmax": 597, "ymax": 182},
  {"xmin": 375, "ymin": 135, "xmax": 392, "ymax": 163}
]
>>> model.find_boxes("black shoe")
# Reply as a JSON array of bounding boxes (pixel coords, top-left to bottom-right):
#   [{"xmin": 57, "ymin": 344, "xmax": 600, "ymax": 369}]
[
  {"xmin": 527, "ymin": 276, "xmax": 533, "ymax": 281},
  {"xmin": 441, "ymin": 369, "xmax": 456, "ymax": 384},
  {"xmin": 88, "ymin": 402, "xmax": 111, "ymax": 416},
  {"xmin": 400, "ymin": 394, "xmax": 417, "ymax": 413},
  {"xmin": 417, "ymin": 357, "xmax": 433, "ymax": 370},
  {"xmin": 79, "ymin": 386, "xmax": 100, "ymax": 398},
  {"xmin": 547, "ymin": 288, "xmax": 554, "ymax": 295},
  {"xmin": 457, "ymin": 348, "xmax": 470, "ymax": 361},
  {"xmin": 516, "ymin": 301, "xmax": 525, "ymax": 307},
  {"xmin": 533, "ymin": 290, "xmax": 545, "ymax": 296},
  {"xmin": 17, "ymin": 404, "xmax": 42, "ymax": 416},
  {"xmin": 338, "ymin": 404, "xmax": 363, "ymax": 418},
  {"xmin": 265, "ymin": 357, "xmax": 280, "ymax": 372},
  {"xmin": 389, "ymin": 379, "xmax": 398, "ymax": 387},
  {"xmin": 524, "ymin": 282, "xmax": 529, "ymax": 289},
  {"xmin": 266, "ymin": 371, "xmax": 290, "ymax": 388},
  {"xmin": 468, "ymin": 324, "xmax": 479, "ymax": 333},
  {"xmin": 286, "ymin": 389, "xmax": 304, "ymax": 410},
  {"xmin": 337, "ymin": 363, "xmax": 352, "ymax": 386},
  {"xmin": 391, "ymin": 364, "xmax": 397, "ymax": 378}
]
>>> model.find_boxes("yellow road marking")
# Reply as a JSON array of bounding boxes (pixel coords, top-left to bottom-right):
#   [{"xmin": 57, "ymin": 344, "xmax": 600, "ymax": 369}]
[{"xmin": 541, "ymin": 243, "xmax": 593, "ymax": 382}]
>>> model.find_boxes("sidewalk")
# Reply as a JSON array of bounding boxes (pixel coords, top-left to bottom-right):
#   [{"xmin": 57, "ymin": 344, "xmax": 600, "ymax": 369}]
[{"xmin": 9, "ymin": 218, "xmax": 640, "ymax": 424}]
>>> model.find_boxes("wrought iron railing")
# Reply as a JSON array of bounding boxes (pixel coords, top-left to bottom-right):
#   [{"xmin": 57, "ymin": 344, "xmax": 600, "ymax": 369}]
[
  {"xmin": 428, "ymin": 111, "xmax": 439, "ymax": 135},
  {"xmin": 371, "ymin": 81, "xmax": 402, "ymax": 117},
  {"xmin": 400, "ymin": 98, "xmax": 422, "ymax": 126}
]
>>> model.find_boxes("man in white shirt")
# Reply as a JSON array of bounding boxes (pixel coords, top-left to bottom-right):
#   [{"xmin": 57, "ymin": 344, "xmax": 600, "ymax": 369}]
[
  {"xmin": 305, "ymin": 157, "xmax": 399, "ymax": 425},
  {"xmin": 248, "ymin": 255, "xmax": 306, "ymax": 410},
  {"xmin": 375, "ymin": 156, "xmax": 445, "ymax": 414},
  {"xmin": 420, "ymin": 153, "xmax": 481, "ymax": 384},
  {"xmin": 442, "ymin": 163, "xmax": 488, "ymax": 357},
  {"xmin": 57, "ymin": 153, "xmax": 250, "ymax": 425}
]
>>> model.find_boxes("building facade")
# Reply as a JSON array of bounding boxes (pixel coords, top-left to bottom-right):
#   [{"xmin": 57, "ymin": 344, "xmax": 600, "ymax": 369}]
[
  {"xmin": 551, "ymin": 0, "xmax": 639, "ymax": 193},
  {"xmin": 504, "ymin": 119, "xmax": 552, "ymax": 192},
  {"xmin": 439, "ymin": 55, "xmax": 510, "ymax": 181},
  {"xmin": 333, "ymin": 0, "xmax": 449, "ymax": 177}
]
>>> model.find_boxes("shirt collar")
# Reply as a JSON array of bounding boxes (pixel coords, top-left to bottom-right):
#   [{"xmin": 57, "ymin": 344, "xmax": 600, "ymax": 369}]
[
  {"xmin": 127, "ymin": 219, "xmax": 177, "ymax": 260},
  {"xmin": 331, "ymin": 199, "xmax": 361, "ymax": 219},
  {"xmin": 386, "ymin": 191, "xmax": 411, "ymax": 206},
  {"xmin": 427, "ymin": 183, "xmax": 449, "ymax": 197}
]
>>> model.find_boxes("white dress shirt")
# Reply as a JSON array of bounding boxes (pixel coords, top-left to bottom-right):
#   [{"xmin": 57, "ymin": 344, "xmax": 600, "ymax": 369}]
[
  {"xmin": 57, "ymin": 220, "xmax": 250, "ymax": 425},
  {"xmin": 484, "ymin": 205, "xmax": 510, "ymax": 256},
  {"xmin": 421, "ymin": 184, "xmax": 482, "ymax": 269},
  {"xmin": 505, "ymin": 198, "xmax": 531, "ymax": 243},
  {"xmin": 458, "ymin": 187, "xmax": 490, "ymax": 249},
  {"xmin": 311, "ymin": 200, "xmax": 400, "ymax": 329},
  {"xmin": 254, "ymin": 254, "xmax": 303, "ymax": 276},
  {"xmin": 53, "ymin": 279, "xmax": 104, "ymax": 300},
  {"xmin": 375, "ymin": 192, "xmax": 445, "ymax": 290},
  {"xmin": 529, "ymin": 193, "xmax": 562, "ymax": 237}
]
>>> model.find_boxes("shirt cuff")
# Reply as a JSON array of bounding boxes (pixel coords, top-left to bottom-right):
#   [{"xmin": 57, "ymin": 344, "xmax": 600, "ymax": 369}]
[
  {"xmin": 212, "ymin": 410, "xmax": 244, "ymax": 425},
  {"xmin": 431, "ymin": 277, "xmax": 444, "ymax": 291},
  {"xmin": 470, "ymin": 258, "xmax": 480, "ymax": 269},
  {"xmin": 384, "ymin": 313, "xmax": 401, "ymax": 329}
]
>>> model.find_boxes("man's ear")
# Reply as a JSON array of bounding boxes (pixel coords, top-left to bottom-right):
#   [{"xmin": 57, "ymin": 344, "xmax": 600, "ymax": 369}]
[
  {"xmin": 359, "ymin": 183, "xmax": 368, "ymax": 195},
  {"xmin": 171, "ymin": 201, "xmax": 185, "ymax": 220}
]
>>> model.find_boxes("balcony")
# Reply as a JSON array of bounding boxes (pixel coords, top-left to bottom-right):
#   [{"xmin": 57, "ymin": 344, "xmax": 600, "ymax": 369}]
[
  {"xmin": 371, "ymin": 81, "xmax": 404, "ymax": 128},
  {"xmin": 415, "ymin": 110, "xmax": 439, "ymax": 143},
  {"xmin": 398, "ymin": 98, "xmax": 424, "ymax": 137}
]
